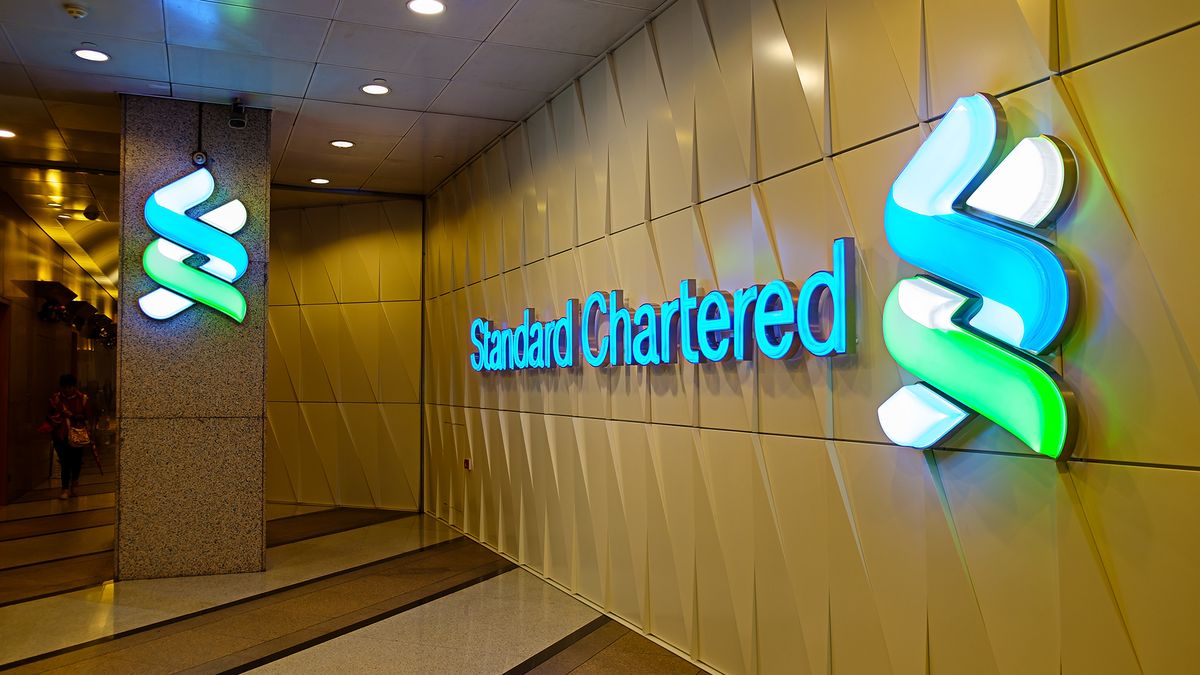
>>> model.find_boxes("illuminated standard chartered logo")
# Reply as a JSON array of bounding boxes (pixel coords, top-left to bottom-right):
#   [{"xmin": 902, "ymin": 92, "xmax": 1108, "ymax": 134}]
[
  {"xmin": 877, "ymin": 93, "xmax": 1080, "ymax": 459},
  {"xmin": 138, "ymin": 168, "xmax": 249, "ymax": 323},
  {"xmin": 469, "ymin": 239, "xmax": 856, "ymax": 371}
]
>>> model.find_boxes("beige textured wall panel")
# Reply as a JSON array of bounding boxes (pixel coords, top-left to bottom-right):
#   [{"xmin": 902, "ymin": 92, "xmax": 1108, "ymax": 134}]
[
  {"xmin": 1059, "ymin": 0, "xmax": 1200, "ymax": 68},
  {"xmin": 265, "ymin": 402, "xmax": 300, "ymax": 503},
  {"xmin": 516, "ymin": 413, "xmax": 545, "ymax": 571},
  {"xmin": 695, "ymin": 429, "xmax": 755, "ymax": 674},
  {"xmin": 543, "ymin": 415, "xmax": 577, "ymax": 584},
  {"xmin": 1072, "ymin": 461, "xmax": 1200, "ymax": 673},
  {"xmin": 606, "ymin": 421, "xmax": 649, "ymax": 626},
  {"xmin": 1064, "ymin": 31, "xmax": 1200, "ymax": 376},
  {"xmin": 300, "ymin": 304, "xmax": 340, "ymax": 402},
  {"xmin": 756, "ymin": 435, "xmax": 829, "ymax": 675},
  {"xmin": 380, "ymin": 301, "xmax": 422, "ymax": 404},
  {"xmin": 649, "ymin": 1, "xmax": 700, "ymax": 210},
  {"xmin": 339, "ymin": 204, "xmax": 382, "ymax": 303},
  {"xmin": 268, "ymin": 209, "xmax": 300, "ymax": 305},
  {"xmin": 749, "ymin": 0, "xmax": 822, "ymax": 178},
  {"xmin": 827, "ymin": 0, "xmax": 920, "ymax": 150},
  {"xmin": 271, "ymin": 200, "xmax": 422, "ymax": 510},
  {"xmin": 924, "ymin": 0, "xmax": 1050, "ymax": 116},
  {"xmin": 573, "ymin": 417, "xmax": 611, "ymax": 602},
  {"xmin": 298, "ymin": 206, "xmax": 340, "ymax": 304},
  {"xmin": 267, "ymin": 305, "xmax": 300, "ymax": 402},
  {"xmin": 422, "ymin": 4, "xmax": 1200, "ymax": 673},
  {"xmin": 646, "ymin": 424, "xmax": 697, "ymax": 654},
  {"xmin": 339, "ymin": 303, "xmax": 381, "ymax": 403},
  {"xmin": 380, "ymin": 201, "xmax": 423, "ymax": 301}
]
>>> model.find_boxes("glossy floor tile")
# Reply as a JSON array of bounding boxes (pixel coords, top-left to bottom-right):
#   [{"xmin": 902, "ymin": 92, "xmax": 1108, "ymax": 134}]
[
  {"xmin": 0, "ymin": 515, "xmax": 458, "ymax": 665},
  {"xmin": 0, "ymin": 494, "xmax": 115, "ymax": 522},
  {"xmin": 0, "ymin": 525, "xmax": 113, "ymax": 570},
  {"xmin": 252, "ymin": 569, "xmax": 603, "ymax": 674}
]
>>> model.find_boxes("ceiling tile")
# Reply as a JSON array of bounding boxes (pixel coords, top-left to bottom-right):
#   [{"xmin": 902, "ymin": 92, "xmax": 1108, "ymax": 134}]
[
  {"xmin": 46, "ymin": 102, "xmax": 122, "ymax": 134},
  {"xmin": 65, "ymin": 150, "xmax": 120, "ymax": 171},
  {"xmin": 60, "ymin": 129, "xmax": 121, "ymax": 154},
  {"xmin": 490, "ymin": 0, "xmax": 648, "ymax": 56},
  {"xmin": 319, "ymin": 20, "xmax": 479, "ymax": 79},
  {"xmin": 287, "ymin": 120, "xmax": 403, "ymax": 161},
  {"xmin": 455, "ymin": 42, "xmax": 592, "ymax": 91},
  {"xmin": 164, "ymin": 0, "xmax": 331, "ymax": 61},
  {"xmin": 335, "ymin": 0, "xmax": 518, "ymax": 40},
  {"xmin": 0, "ymin": 26, "xmax": 16, "ymax": 62},
  {"xmin": 204, "ymin": 0, "xmax": 340, "ymax": 19},
  {"xmin": 168, "ymin": 45, "xmax": 315, "ymax": 98},
  {"xmin": 0, "ymin": 0, "xmax": 166, "ymax": 42},
  {"xmin": 273, "ymin": 147, "xmax": 382, "ymax": 188},
  {"xmin": 387, "ymin": 112, "xmax": 511, "ymax": 166},
  {"xmin": 0, "ymin": 62, "xmax": 35, "ymax": 97},
  {"xmin": 169, "ymin": 83, "xmax": 304, "ymax": 116},
  {"xmin": 599, "ymin": 0, "xmax": 663, "ymax": 7},
  {"xmin": 428, "ymin": 79, "xmax": 547, "ymax": 121},
  {"xmin": 26, "ymin": 67, "xmax": 171, "ymax": 106},
  {"xmin": 5, "ymin": 25, "xmax": 169, "ymax": 80},
  {"xmin": 306, "ymin": 63, "xmax": 447, "ymax": 110},
  {"xmin": 361, "ymin": 158, "xmax": 447, "ymax": 194},
  {"xmin": 294, "ymin": 99, "xmax": 421, "ymax": 136}
]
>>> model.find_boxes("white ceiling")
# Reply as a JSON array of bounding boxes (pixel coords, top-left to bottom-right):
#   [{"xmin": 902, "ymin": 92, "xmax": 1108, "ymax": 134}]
[{"xmin": 0, "ymin": 0, "xmax": 665, "ymax": 296}]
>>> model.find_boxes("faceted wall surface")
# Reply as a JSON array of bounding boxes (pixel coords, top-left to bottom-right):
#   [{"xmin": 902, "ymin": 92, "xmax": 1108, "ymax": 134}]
[
  {"xmin": 117, "ymin": 97, "xmax": 269, "ymax": 579},
  {"xmin": 265, "ymin": 200, "xmax": 424, "ymax": 511},
  {"xmin": 422, "ymin": 1, "xmax": 1200, "ymax": 673}
]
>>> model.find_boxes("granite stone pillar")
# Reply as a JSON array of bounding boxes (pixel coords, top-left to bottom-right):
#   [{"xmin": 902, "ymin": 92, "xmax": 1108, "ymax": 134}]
[{"xmin": 116, "ymin": 97, "xmax": 269, "ymax": 579}]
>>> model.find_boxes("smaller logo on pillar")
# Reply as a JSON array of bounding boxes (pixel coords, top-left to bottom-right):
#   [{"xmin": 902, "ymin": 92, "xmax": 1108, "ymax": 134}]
[
  {"xmin": 138, "ymin": 168, "xmax": 250, "ymax": 323},
  {"xmin": 876, "ymin": 93, "xmax": 1080, "ymax": 459}
]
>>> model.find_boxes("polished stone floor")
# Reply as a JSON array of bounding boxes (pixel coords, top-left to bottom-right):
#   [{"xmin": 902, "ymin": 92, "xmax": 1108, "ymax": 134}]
[{"xmin": 0, "ymin": 509, "xmax": 699, "ymax": 674}]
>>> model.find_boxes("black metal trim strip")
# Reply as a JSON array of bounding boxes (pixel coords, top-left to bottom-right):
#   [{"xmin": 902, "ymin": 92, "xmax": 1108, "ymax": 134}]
[{"xmin": 502, "ymin": 616, "xmax": 613, "ymax": 675}]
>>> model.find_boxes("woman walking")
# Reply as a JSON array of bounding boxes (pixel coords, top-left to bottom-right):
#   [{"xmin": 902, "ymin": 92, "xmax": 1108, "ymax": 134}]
[{"xmin": 46, "ymin": 374, "xmax": 93, "ymax": 499}]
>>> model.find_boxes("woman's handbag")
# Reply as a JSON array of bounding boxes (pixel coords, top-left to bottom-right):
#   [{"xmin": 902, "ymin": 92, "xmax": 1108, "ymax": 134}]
[{"xmin": 67, "ymin": 423, "xmax": 91, "ymax": 448}]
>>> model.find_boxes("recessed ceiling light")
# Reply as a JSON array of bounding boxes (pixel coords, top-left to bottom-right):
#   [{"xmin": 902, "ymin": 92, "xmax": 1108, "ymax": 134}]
[
  {"xmin": 361, "ymin": 79, "xmax": 390, "ymax": 95},
  {"xmin": 72, "ymin": 42, "xmax": 110, "ymax": 62},
  {"xmin": 47, "ymin": 201, "xmax": 63, "ymax": 208},
  {"xmin": 0, "ymin": 129, "xmax": 15, "ymax": 139},
  {"xmin": 309, "ymin": 178, "xmax": 330, "ymax": 185},
  {"xmin": 330, "ymin": 140, "xmax": 355, "ymax": 149},
  {"xmin": 407, "ymin": 0, "xmax": 445, "ymax": 14},
  {"xmin": 57, "ymin": 213, "xmax": 71, "ymax": 220}
]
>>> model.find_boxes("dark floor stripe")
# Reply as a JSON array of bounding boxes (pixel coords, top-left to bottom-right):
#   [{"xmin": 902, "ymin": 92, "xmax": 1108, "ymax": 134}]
[
  {"xmin": 0, "ymin": 536, "xmax": 465, "ymax": 671},
  {"xmin": 0, "ymin": 552, "xmax": 113, "ymax": 608},
  {"xmin": 503, "ymin": 616, "xmax": 614, "ymax": 675},
  {"xmin": 220, "ymin": 559, "xmax": 519, "ymax": 674},
  {"xmin": 11, "ymin": 483, "xmax": 115, "ymax": 503},
  {"xmin": 0, "ymin": 545, "xmax": 113, "ymax": 573}
]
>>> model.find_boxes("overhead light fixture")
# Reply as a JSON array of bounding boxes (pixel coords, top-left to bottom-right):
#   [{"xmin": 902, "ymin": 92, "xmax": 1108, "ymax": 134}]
[
  {"xmin": 73, "ymin": 42, "xmax": 110, "ymax": 62},
  {"xmin": 309, "ymin": 178, "xmax": 330, "ymax": 185},
  {"xmin": 0, "ymin": 129, "xmax": 15, "ymax": 139},
  {"xmin": 361, "ymin": 79, "xmax": 390, "ymax": 95},
  {"xmin": 47, "ymin": 201, "xmax": 63, "ymax": 208},
  {"xmin": 57, "ymin": 213, "xmax": 72, "ymax": 220},
  {"xmin": 330, "ymin": 140, "xmax": 355, "ymax": 149},
  {"xmin": 407, "ymin": 0, "xmax": 445, "ymax": 14}
]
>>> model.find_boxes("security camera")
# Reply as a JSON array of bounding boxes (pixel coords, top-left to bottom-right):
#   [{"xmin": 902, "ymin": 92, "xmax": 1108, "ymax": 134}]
[
  {"xmin": 83, "ymin": 205, "xmax": 101, "ymax": 221},
  {"xmin": 229, "ymin": 98, "xmax": 246, "ymax": 129}
]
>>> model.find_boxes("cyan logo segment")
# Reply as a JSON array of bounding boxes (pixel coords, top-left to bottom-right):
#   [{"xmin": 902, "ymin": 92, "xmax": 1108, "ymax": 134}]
[
  {"xmin": 877, "ymin": 93, "xmax": 1080, "ymax": 458},
  {"xmin": 138, "ymin": 168, "xmax": 249, "ymax": 323},
  {"xmin": 470, "ymin": 239, "xmax": 855, "ymax": 372}
]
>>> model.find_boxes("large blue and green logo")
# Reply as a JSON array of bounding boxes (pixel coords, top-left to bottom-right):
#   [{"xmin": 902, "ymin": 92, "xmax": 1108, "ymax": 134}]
[
  {"xmin": 877, "ymin": 93, "xmax": 1080, "ymax": 459},
  {"xmin": 137, "ymin": 168, "xmax": 249, "ymax": 323}
]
